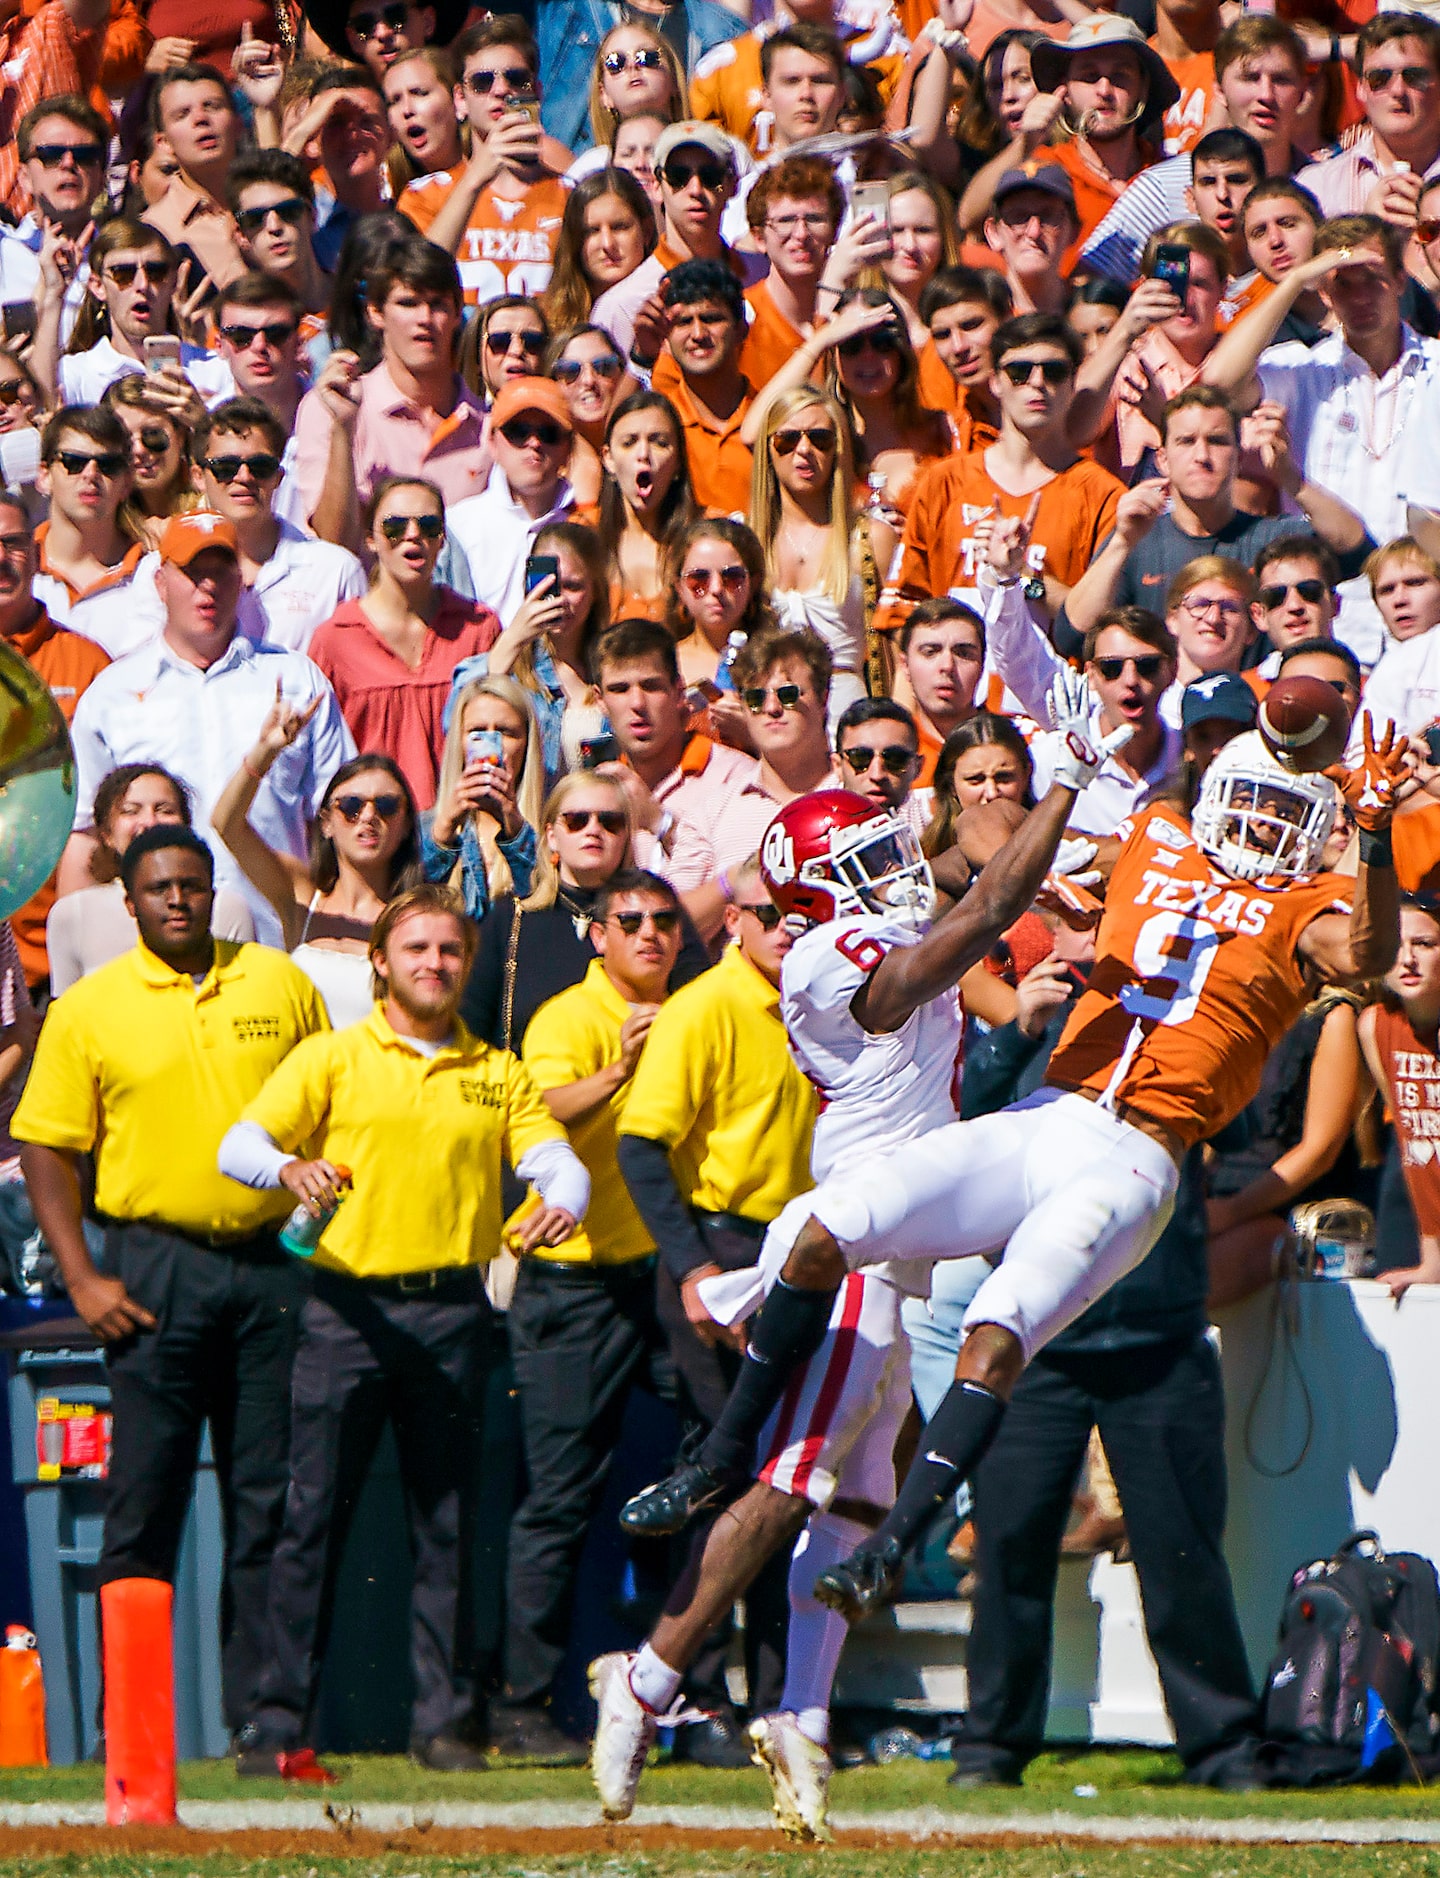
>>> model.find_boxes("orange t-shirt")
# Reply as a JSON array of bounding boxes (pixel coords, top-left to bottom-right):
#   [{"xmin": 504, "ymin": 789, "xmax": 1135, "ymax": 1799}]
[
  {"xmin": 1046, "ymin": 801, "xmax": 1352, "ymax": 1147},
  {"xmin": 398, "ymin": 171, "xmax": 568, "ymax": 307},
  {"xmin": 739, "ymin": 280, "xmax": 805, "ymax": 398},
  {"xmin": 875, "ymin": 447, "xmax": 1123, "ymax": 632},
  {"xmin": 1155, "ymin": 47, "xmax": 1216, "ymax": 157},
  {"xmin": 1051, "ymin": 138, "xmax": 1162, "ymax": 274},
  {"xmin": 1394, "ymin": 800, "xmax": 1440, "ymax": 896},
  {"xmin": 918, "ymin": 339, "xmax": 959, "ymax": 417},
  {"xmin": 7, "ymin": 609, "xmax": 110, "ymax": 983},
  {"xmin": 1372, "ymin": 1000, "xmax": 1440, "ymax": 1234},
  {"xmin": 691, "ymin": 28, "xmax": 904, "ymax": 155}
]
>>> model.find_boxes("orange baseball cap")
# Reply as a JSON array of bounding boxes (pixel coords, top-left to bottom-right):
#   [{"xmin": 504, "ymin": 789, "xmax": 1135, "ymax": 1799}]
[
  {"xmin": 490, "ymin": 376, "xmax": 573, "ymax": 434},
  {"xmin": 159, "ymin": 510, "xmax": 240, "ymax": 566}
]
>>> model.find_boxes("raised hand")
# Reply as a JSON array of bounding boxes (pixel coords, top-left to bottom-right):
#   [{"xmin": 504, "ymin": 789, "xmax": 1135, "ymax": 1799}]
[
  {"xmin": 1326, "ymin": 714, "xmax": 1408, "ymax": 832},
  {"xmin": 232, "ymin": 20, "xmax": 287, "ymax": 110},
  {"xmin": 255, "ymin": 680, "xmax": 324, "ymax": 764},
  {"xmin": 315, "ymin": 349, "xmax": 363, "ymax": 429},
  {"xmin": 1048, "ymin": 663, "xmax": 1132, "ymax": 788}
]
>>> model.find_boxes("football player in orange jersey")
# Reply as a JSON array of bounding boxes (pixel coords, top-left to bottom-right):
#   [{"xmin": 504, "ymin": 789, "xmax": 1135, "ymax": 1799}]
[{"xmin": 627, "ymin": 712, "xmax": 1406, "ymax": 1623}]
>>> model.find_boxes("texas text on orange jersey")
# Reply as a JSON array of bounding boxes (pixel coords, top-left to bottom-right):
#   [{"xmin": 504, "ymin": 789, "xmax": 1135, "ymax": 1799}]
[
  {"xmin": 1045, "ymin": 802, "xmax": 1352, "ymax": 1148},
  {"xmin": 398, "ymin": 173, "xmax": 568, "ymax": 306}
]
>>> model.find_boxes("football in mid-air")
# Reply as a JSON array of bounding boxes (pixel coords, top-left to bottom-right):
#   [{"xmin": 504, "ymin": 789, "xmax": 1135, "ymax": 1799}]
[{"xmin": 1257, "ymin": 674, "xmax": 1351, "ymax": 774}]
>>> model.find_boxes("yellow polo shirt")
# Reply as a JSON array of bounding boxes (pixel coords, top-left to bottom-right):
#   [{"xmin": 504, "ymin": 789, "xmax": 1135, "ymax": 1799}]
[
  {"xmin": 519, "ymin": 959, "xmax": 655, "ymax": 1268},
  {"xmin": 12, "ymin": 941, "xmax": 328, "ymax": 1238},
  {"xmin": 621, "ymin": 941, "xmax": 816, "ymax": 1223},
  {"xmin": 240, "ymin": 1006, "xmax": 565, "ymax": 1278}
]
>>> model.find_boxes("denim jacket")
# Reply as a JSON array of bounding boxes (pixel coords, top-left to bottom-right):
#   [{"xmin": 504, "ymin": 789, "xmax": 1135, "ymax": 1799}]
[
  {"xmin": 420, "ymin": 811, "xmax": 538, "ymax": 922},
  {"xmin": 535, "ymin": 0, "xmax": 748, "ymax": 152}
]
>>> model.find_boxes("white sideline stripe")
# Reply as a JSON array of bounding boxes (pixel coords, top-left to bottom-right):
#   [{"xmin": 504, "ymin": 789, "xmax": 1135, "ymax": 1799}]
[{"xmin": 5, "ymin": 1801, "xmax": 1440, "ymax": 1842}]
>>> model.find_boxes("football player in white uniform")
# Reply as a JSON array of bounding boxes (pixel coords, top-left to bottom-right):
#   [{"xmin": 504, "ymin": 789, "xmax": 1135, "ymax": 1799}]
[{"xmin": 589, "ymin": 668, "xmax": 1124, "ymax": 1837}]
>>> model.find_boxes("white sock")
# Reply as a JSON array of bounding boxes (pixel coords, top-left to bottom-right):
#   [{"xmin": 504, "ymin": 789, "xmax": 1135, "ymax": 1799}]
[
  {"xmin": 781, "ymin": 1511, "xmax": 868, "ymax": 1725},
  {"xmin": 797, "ymin": 1707, "xmax": 830, "ymax": 1747},
  {"xmin": 629, "ymin": 1643, "xmax": 683, "ymax": 1713}
]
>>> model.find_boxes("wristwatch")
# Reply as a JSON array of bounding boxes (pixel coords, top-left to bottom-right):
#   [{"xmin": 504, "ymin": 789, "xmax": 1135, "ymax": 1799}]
[{"xmin": 1023, "ymin": 573, "xmax": 1046, "ymax": 603}]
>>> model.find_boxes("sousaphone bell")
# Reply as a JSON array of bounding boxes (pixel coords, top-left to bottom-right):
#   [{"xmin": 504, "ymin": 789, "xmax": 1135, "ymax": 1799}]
[{"xmin": 0, "ymin": 641, "xmax": 75, "ymax": 917}]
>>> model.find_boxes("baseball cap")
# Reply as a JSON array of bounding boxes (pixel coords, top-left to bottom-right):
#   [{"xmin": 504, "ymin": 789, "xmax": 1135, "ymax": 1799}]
[
  {"xmin": 993, "ymin": 162, "xmax": 1079, "ymax": 218},
  {"xmin": 159, "ymin": 510, "xmax": 239, "ymax": 566},
  {"xmin": 654, "ymin": 120, "xmax": 741, "ymax": 177},
  {"xmin": 1181, "ymin": 671, "xmax": 1259, "ymax": 730},
  {"xmin": 489, "ymin": 377, "xmax": 574, "ymax": 434}
]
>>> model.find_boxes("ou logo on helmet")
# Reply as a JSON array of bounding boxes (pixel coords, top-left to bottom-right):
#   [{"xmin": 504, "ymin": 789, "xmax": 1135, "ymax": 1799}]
[{"xmin": 762, "ymin": 822, "xmax": 797, "ymax": 884}]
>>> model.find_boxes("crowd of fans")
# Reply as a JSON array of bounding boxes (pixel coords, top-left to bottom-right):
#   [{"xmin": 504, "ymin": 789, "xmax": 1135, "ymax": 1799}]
[{"xmin": 5, "ymin": 0, "xmax": 1440, "ymax": 1794}]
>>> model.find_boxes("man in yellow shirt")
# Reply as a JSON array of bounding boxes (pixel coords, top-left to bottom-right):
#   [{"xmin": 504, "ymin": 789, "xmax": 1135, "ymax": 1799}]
[
  {"xmin": 13, "ymin": 826, "xmax": 329, "ymax": 1750},
  {"xmin": 492, "ymin": 869, "xmax": 681, "ymax": 1764},
  {"xmin": 216, "ymin": 885, "xmax": 588, "ymax": 1777},
  {"xmin": 616, "ymin": 854, "xmax": 815, "ymax": 1762}
]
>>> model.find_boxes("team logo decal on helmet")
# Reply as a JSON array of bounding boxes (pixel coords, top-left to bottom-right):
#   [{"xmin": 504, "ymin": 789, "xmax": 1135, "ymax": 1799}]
[
  {"xmin": 760, "ymin": 790, "xmax": 938, "ymax": 929},
  {"xmin": 1192, "ymin": 731, "xmax": 1338, "ymax": 884}
]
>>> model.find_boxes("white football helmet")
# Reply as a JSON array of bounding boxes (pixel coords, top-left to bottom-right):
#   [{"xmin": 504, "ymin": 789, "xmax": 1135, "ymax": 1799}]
[{"xmin": 1191, "ymin": 730, "xmax": 1338, "ymax": 883}]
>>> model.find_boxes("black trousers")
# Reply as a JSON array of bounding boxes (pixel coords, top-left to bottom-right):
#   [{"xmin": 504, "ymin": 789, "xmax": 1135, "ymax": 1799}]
[
  {"xmin": 251, "ymin": 1269, "xmax": 484, "ymax": 1749},
  {"xmin": 502, "ymin": 1257, "xmax": 671, "ymax": 1708},
  {"xmin": 97, "ymin": 1220, "xmax": 300, "ymax": 1734},
  {"xmin": 952, "ymin": 1334, "xmax": 1258, "ymax": 1778},
  {"xmin": 656, "ymin": 1212, "xmax": 789, "ymax": 1719}
]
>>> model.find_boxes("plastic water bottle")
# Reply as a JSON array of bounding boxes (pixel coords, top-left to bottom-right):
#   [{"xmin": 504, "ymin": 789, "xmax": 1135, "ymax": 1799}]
[
  {"xmin": 279, "ymin": 1168, "xmax": 351, "ymax": 1259},
  {"xmin": 712, "ymin": 629, "xmax": 747, "ymax": 693}
]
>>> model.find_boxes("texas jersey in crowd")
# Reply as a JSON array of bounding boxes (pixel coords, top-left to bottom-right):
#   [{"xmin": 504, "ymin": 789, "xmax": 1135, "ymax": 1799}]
[{"xmin": 399, "ymin": 171, "xmax": 569, "ymax": 306}]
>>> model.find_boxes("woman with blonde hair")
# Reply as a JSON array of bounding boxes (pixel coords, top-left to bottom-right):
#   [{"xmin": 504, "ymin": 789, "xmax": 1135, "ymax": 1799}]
[
  {"xmin": 861, "ymin": 171, "xmax": 961, "ymax": 353},
  {"xmin": 383, "ymin": 47, "xmax": 467, "ymax": 197},
  {"xmin": 101, "ymin": 375, "xmax": 196, "ymax": 548},
  {"xmin": 826, "ymin": 286, "xmax": 952, "ymax": 522},
  {"xmin": 543, "ymin": 322, "xmax": 635, "ymax": 503},
  {"xmin": 541, "ymin": 173, "xmax": 656, "ymax": 334},
  {"xmin": 459, "ymin": 768, "xmax": 709, "ymax": 1051},
  {"xmin": 574, "ymin": 22, "xmax": 687, "ymax": 181},
  {"xmin": 750, "ymin": 384, "xmax": 884, "ymax": 727},
  {"xmin": 423, "ymin": 674, "xmax": 545, "ymax": 921}
]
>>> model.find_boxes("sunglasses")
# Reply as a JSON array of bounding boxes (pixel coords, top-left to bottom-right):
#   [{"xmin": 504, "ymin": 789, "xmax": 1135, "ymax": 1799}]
[
  {"xmin": 1418, "ymin": 218, "xmax": 1440, "ymax": 246},
  {"xmin": 133, "ymin": 425, "xmax": 173, "ymax": 454},
  {"xmin": 32, "ymin": 142, "xmax": 104, "ymax": 167},
  {"xmin": 203, "ymin": 452, "xmax": 281, "ymax": 482},
  {"xmin": 611, "ymin": 907, "xmax": 680, "ymax": 934},
  {"xmin": 54, "ymin": 449, "xmax": 128, "ymax": 476},
  {"xmin": 349, "ymin": 1, "xmax": 408, "ymax": 34},
  {"xmin": 683, "ymin": 564, "xmax": 747, "ymax": 595},
  {"xmin": 379, "ymin": 512, "xmax": 444, "ymax": 541},
  {"xmin": 837, "ymin": 329, "xmax": 899, "ymax": 358},
  {"xmin": 486, "ymin": 328, "xmax": 545, "ymax": 356},
  {"xmin": 466, "ymin": 65, "xmax": 534, "ymax": 93},
  {"xmin": 662, "ymin": 158, "xmax": 728, "ymax": 191},
  {"xmin": 999, "ymin": 357, "xmax": 1072, "ymax": 386},
  {"xmin": 559, "ymin": 807, "xmax": 628, "ymax": 833},
  {"xmin": 498, "ymin": 417, "xmax": 566, "ymax": 448},
  {"xmin": 743, "ymin": 682, "xmax": 804, "ymax": 712},
  {"xmin": 840, "ymin": 743, "xmax": 917, "ymax": 776},
  {"xmin": 771, "ymin": 426, "xmax": 837, "ymax": 454},
  {"xmin": 1092, "ymin": 653, "xmax": 1167, "ymax": 681},
  {"xmin": 1258, "ymin": 578, "xmax": 1327, "ymax": 609},
  {"xmin": 234, "ymin": 198, "xmax": 310, "ymax": 235},
  {"xmin": 332, "ymin": 791, "xmax": 405, "ymax": 821},
  {"xmin": 737, "ymin": 901, "xmax": 782, "ymax": 930},
  {"xmin": 0, "ymin": 381, "xmax": 29, "ymax": 407},
  {"xmin": 105, "ymin": 260, "xmax": 172, "ymax": 288},
  {"xmin": 552, "ymin": 354, "xmax": 622, "ymax": 383},
  {"xmin": 603, "ymin": 47, "xmax": 665, "ymax": 72},
  {"xmin": 219, "ymin": 320, "xmax": 297, "ymax": 350},
  {"xmin": 1362, "ymin": 63, "xmax": 1434, "ymax": 89}
]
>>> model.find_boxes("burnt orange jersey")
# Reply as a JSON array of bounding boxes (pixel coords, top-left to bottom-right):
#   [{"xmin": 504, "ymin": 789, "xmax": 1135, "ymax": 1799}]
[
  {"xmin": 398, "ymin": 171, "xmax": 567, "ymax": 307},
  {"xmin": 1046, "ymin": 802, "xmax": 1352, "ymax": 1147},
  {"xmin": 873, "ymin": 447, "xmax": 1122, "ymax": 633}
]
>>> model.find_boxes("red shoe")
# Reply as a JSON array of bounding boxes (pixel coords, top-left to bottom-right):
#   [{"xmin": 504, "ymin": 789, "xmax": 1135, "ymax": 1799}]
[{"xmin": 278, "ymin": 1749, "xmax": 338, "ymax": 1785}]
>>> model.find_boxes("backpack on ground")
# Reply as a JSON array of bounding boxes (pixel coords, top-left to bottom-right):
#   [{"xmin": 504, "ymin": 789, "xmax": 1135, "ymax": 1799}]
[{"xmin": 1259, "ymin": 1531, "xmax": 1440, "ymax": 1784}]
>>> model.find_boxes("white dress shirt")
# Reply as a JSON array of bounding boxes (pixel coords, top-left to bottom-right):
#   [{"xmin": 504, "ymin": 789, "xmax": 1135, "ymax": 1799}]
[
  {"xmin": 0, "ymin": 215, "xmax": 87, "ymax": 344},
  {"xmin": 57, "ymin": 337, "xmax": 235, "ymax": 409},
  {"xmin": 1357, "ymin": 624, "xmax": 1440, "ymax": 745},
  {"xmin": 1258, "ymin": 324, "xmax": 1440, "ymax": 663},
  {"xmin": 70, "ymin": 633, "xmax": 356, "ymax": 946},
  {"xmin": 446, "ymin": 465, "xmax": 576, "ymax": 626}
]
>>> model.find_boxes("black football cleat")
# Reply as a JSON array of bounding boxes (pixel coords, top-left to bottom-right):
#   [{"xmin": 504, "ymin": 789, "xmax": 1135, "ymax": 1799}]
[
  {"xmin": 619, "ymin": 1461, "xmax": 738, "ymax": 1537},
  {"xmin": 813, "ymin": 1537, "xmax": 906, "ymax": 1622}
]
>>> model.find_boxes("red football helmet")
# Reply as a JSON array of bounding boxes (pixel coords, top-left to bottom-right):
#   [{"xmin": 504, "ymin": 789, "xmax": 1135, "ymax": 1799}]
[{"xmin": 760, "ymin": 790, "xmax": 937, "ymax": 927}]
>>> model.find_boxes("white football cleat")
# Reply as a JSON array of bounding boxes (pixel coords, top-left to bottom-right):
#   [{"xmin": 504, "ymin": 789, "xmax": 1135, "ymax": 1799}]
[
  {"xmin": 747, "ymin": 1711, "xmax": 834, "ymax": 1843},
  {"xmin": 588, "ymin": 1652, "xmax": 656, "ymax": 1821}
]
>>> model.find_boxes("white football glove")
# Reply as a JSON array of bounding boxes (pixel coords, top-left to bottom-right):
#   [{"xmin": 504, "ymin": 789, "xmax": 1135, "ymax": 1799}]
[
  {"xmin": 1047, "ymin": 665, "xmax": 1133, "ymax": 791},
  {"xmin": 1053, "ymin": 835, "xmax": 1101, "ymax": 889}
]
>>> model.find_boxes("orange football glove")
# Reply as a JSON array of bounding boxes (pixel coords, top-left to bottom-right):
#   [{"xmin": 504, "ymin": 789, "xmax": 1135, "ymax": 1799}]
[{"xmin": 1324, "ymin": 713, "xmax": 1408, "ymax": 832}]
